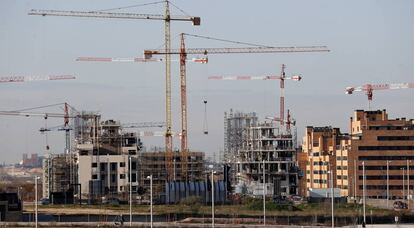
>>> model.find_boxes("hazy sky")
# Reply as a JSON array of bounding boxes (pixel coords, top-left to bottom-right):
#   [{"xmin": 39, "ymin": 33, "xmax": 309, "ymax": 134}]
[{"xmin": 0, "ymin": 0, "xmax": 413, "ymax": 163}]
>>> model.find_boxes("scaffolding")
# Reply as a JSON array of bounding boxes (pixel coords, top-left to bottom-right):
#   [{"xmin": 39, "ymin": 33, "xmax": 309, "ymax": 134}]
[
  {"xmin": 224, "ymin": 110, "xmax": 299, "ymax": 198},
  {"xmin": 237, "ymin": 121, "xmax": 298, "ymax": 197}
]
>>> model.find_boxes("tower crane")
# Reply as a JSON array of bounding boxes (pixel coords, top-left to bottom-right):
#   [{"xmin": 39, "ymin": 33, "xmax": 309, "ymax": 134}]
[
  {"xmin": 144, "ymin": 33, "xmax": 329, "ymax": 180},
  {"xmin": 0, "ymin": 102, "xmax": 75, "ymax": 151},
  {"xmin": 0, "ymin": 75, "xmax": 75, "ymax": 83},
  {"xmin": 76, "ymin": 56, "xmax": 208, "ymax": 64},
  {"xmin": 345, "ymin": 82, "xmax": 414, "ymax": 109},
  {"xmin": 209, "ymin": 64, "xmax": 301, "ymax": 130},
  {"xmin": 29, "ymin": 2, "xmax": 201, "ymax": 181},
  {"xmin": 121, "ymin": 121, "xmax": 165, "ymax": 129}
]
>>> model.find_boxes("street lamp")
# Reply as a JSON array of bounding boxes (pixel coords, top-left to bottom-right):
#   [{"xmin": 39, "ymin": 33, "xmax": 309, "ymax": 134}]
[
  {"xmin": 34, "ymin": 175, "xmax": 40, "ymax": 228},
  {"xmin": 362, "ymin": 161, "xmax": 366, "ymax": 228},
  {"xmin": 262, "ymin": 160, "xmax": 266, "ymax": 227},
  {"xmin": 402, "ymin": 168, "xmax": 405, "ymax": 202},
  {"xmin": 147, "ymin": 175, "xmax": 153, "ymax": 228},
  {"xmin": 354, "ymin": 159, "xmax": 357, "ymax": 202},
  {"xmin": 327, "ymin": 169, "xmax": 334, "ymax": 228},
  {"xmin": 208, "ymin": 164, "xmax": 215, "ymax": 228},
  {"xmin": 387, "ymin": 160, "xmax": 390, "ymax": 209},
  {"xmin": 129, "ymin": 156, "xmax": 132, "ymax": 227},
  {"xmin": 407, "ymin": 160, "xmax": 410, "ymax": 209}
]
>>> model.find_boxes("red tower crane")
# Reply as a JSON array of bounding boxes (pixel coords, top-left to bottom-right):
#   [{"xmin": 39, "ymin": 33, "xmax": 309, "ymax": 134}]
[
  {"xmin": 346, "ymin": 82, "xmax": 414, "ymax": 109},
  {"xmin": 144, "ymin": 33, "xmax": 329, "ymax": 180}
]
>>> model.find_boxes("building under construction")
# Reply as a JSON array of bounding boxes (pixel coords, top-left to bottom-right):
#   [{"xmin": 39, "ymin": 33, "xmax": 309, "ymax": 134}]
[
  {"xmin": 225, "ymin": 110, "xmax": 299, "ymax": 198},
  {"xmin": 224, "ymin": 109, "xmax": 258, "ymax": 190},
  {"xmin": 42, "ymin": 153, "xmax": 76, "ymax": 203},
  {"xmin": 140, "ymin": 151, "xmax": 205, "ymax": 202},
  {"xmin": 76, "ymin": 118, "xmax": 141, "ymax": 201}
]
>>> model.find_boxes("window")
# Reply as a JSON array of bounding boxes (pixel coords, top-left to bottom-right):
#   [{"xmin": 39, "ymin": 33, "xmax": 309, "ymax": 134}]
[
  {"xmin": 100, "ymin": 163, "xmax": 106, "ymax": 171},
  {"xmin": 120, "ymin": 162, "xmax": 125, "ymax": 168},
  {"xmin": 359, "ymin": 156, "xmax": 414, "ymax": 160},
  {"xmin": 359, "ymin": 165, "xmax": 414, "ymax": 170},
  {"xmin": 111, "ymin": 174, "xmax": 116, "ymax": 183},
  {"xmin": 377, "ymin": 136, "xmax": 414, "ymax": 141},
  {"xmin": 120, "ymin": 174, "xmax": 125, "ymax": 179},
  {"xmin": 92, "ymin": 163, "xmax": 97, "ymax": 168},
  {"xmin": 359, "ymin": 146, "xmax": 414, "ymax": 151},
  {"xmin": 129, "ymin": 173, "xmax": 137, "ymax": 182},
  {"xmin": 92, "ymin": 174, "xmax": 98, "ymax": 179},
  {"xmin": 111, "ymin": 162, "xmax": 117, "ymax": 171}
]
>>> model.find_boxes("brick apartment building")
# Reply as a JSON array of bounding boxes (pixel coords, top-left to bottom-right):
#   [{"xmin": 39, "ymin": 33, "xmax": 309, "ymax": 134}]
[
  {"xmin": 301, "ymin": 126, "xmax": 350, "ymax": 197},
  {"xmin": 349, "ymin": 109, "xmax": 414, "ymax": 199}
]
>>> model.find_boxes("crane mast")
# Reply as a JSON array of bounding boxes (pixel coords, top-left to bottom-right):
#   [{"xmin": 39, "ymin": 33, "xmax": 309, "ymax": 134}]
[
  {"xmin": 280, "ymin": 64, "xmax": 286, "ymax": 126},
  {"xmin": 29, "ymin": 2, "xmax": 201, "ymax": 181},
  {"xmin": 180, "ymin": 33, "xmax": 188, "ymax": 180},
  {"xmin": 164, "ymin": 1, "xmax": 174, "ymax": 181}
]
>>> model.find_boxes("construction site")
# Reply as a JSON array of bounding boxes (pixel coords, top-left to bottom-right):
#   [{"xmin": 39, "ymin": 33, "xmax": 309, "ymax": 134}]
[{"xmin": 1, "ymin": 0, "xmax": 413, "ymax": 227}]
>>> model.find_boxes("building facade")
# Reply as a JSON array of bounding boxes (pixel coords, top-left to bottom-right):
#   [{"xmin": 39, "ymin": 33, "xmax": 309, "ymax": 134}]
[
  {"xmin": 302, "ymin": 126, "xmax": 350, "ymax": 197},
  {"xmin": 349, "ymin": 109, "xmax": 414, "ymax": 199}
]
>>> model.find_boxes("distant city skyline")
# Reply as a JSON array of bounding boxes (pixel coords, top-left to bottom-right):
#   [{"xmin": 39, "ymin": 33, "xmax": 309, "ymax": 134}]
[{"xmin": 0, "ymin": 0, "xmax": 413, "ymax": 163}]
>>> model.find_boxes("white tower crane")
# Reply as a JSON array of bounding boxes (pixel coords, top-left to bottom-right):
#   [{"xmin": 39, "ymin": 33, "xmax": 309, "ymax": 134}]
[
  {"xmin": 0, "ymin": 75, "xmax": 75, "ymax": 83},
  {"xmin": 346, "ymin": 82, "xmax": 414, "ymax": 109}
]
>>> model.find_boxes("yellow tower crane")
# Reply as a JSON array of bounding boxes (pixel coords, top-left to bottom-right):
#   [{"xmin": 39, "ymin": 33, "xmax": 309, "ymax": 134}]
[{"xmin": 29, "ymin": 1, "xmax": 201, "ymax": 181}]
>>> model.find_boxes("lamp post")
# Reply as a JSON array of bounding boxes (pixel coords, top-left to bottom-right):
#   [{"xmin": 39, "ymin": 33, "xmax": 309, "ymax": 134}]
[
  {"xmin": 147, "ymin": 175, "xmax": 153, "ymax": 228},
  {"xmin": 328, "ymin": 169, "xmax": 334, "ymax": 228},
  {"xmin": 129, "ymin": 156, "xmax": 132, "ymax": 226},
  {"xmin": 407, "ymin": 160, "xmax": 410, "ymax": 209},
  {"xmin": 35, "ymin": 176, "xmax": 40, "ymax": 228},
  {"xmin": 387, "ymin": 160, "xmax": 390, "ymax": 209},
  {"xmin": 354, "ymin": 159, "xmax": 357, "ymax": 201},
  {"xmin": 402, "ymin": 168, "xmax": 405, "ymax": 203},
  {"xmin": 362, "ymin": 161, "xmax": 366, "ymax": 228},
  {"xmin": 173, "ymin": 159, "xmax": 176, "ymax": 181},
  {"xmin": 263, "ymin": 160, "xmax": 266, "ymax": 227},
  {"xmin": 209, "ymin": 165, "xmax": 215, "ymax": 228}
]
